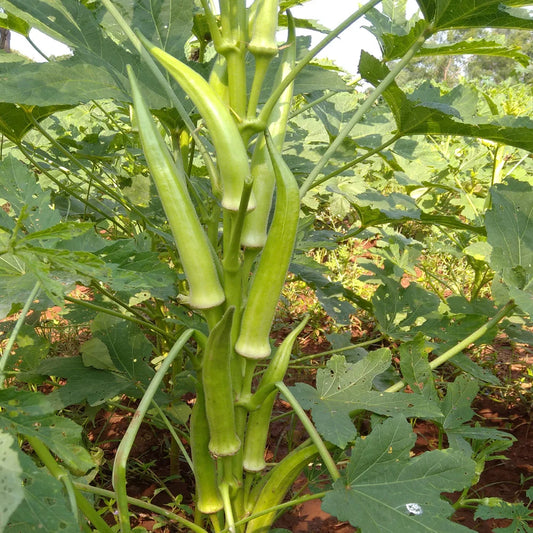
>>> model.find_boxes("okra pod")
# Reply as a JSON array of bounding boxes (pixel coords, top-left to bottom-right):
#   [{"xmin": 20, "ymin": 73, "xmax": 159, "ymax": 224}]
[
  {"xmin": 242, "ymin": 318, "xmax": 308, "ymax": 472},
  {"xmin": 190, "ymin": 389, "xmax": 223, "ymax": 514},
  {"xmin": 246, "ymin": 443, "xmax": 319, "ymax": 533},
  {"xmin": 242, "ymin": 14, "xmax": 295, "ymax": 249},
  {"xmin": 128, "ymin": 66, "xmax": 225, "ymax": 310},
  {"xmin": 202, "ymin": 306, "xmax": 241, "ymax": 457},
  {"xmin": 144, "ymin": 41, "xmax": 253, "ymax": 212},
  {"xmin": 248, "ymin": 0, "xmax": 279, "ymax": 60},
  {"xmin": 235, "ymin": 133, "xmax": 300, "ymax": 359}
]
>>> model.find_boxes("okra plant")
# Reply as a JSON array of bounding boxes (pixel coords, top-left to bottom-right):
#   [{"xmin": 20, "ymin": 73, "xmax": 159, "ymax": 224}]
[{"xmin": 0, "ymin": 0, "xmax": 532, "ymax": 532}]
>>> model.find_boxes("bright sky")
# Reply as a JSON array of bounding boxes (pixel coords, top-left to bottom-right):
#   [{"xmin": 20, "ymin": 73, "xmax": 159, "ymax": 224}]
[{"xmin": 9, "ymin": 1, "xmax": 386, "ymax": 72}]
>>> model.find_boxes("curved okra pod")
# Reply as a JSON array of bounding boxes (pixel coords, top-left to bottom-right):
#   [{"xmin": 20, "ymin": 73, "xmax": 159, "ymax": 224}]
[
  {"xmin": 143, "ymin": 39, "xmax": 253, "ymax": 212},
  {"xmin": 128, "ymin": 66, "xmax": 225, "ymax": 310},
  {"xmin": 189, "ymin": 388, "xmax": 223, "ymax": 514},
  {"xmin": 202, "ymin": 306, "xmax": 241, "ymax": 457},
  {"xmin": 235, "ymin": 133, "xmax": 300, "ymax": 359},
  {"xmin": 242, "ymin": 317, "xmax": 308, "ymax": 472},
  {"xmin": 246, "ymin": 443, "xmax": 319, "ymax": 533}
]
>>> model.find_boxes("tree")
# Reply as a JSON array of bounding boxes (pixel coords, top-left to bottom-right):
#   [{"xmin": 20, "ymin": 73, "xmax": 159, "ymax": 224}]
[{"xmin": 0, "ymin": 28, "xmax": 10, "ymax": 52}]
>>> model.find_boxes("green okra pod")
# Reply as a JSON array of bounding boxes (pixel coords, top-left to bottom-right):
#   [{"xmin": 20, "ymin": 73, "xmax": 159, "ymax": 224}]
[
  {"xmin": 235, "ymin": 132, "xmax": 300, "ymax": 359},
  {"xmin": 144, "ymin": 40, "xmax": 253, "ymax": 212},
  {"xmin": 128, "ymin": 66, "xmax": 225, "ymax": 310},
  {"xmin": 242, "ymin": 317, "xmax": 308, "ymax": 472},
  {"xmin": 202, "ymin": 306, "xmax": 241, "ymax": 457},
  {"xmin": 246, "ymin": 443, "xmax": 319, "ymax": 532},
  {"xmin": 190, "ymin": 388, "xmax": 223, "ymax": 514}
]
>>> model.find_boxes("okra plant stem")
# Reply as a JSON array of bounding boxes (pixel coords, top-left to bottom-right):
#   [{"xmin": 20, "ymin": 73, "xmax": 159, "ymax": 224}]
[
  {"xmin": 112, "ymin": 329, "xmax": 194, "ymax": 532},
  {"xmin": 275, "ymin": 382, "xmax": 340, "ymax": 481},
  {"xmin": 74, "ymin": 482, "xmax": 208, "ymax": 533},
  {"xmin": 0, "ymin": 281, "xmax": 40, "ymax": 386},
  {"xmin": 300, "ymin": 25, "xmax": 431, "ymax": 196},
  {"xmin": 257, "ymin": 0, "xmax": 383, "ymax": 128},
  {"xmin": 386, "ymin": 300, "xmax": 517, "ymax": 393}
]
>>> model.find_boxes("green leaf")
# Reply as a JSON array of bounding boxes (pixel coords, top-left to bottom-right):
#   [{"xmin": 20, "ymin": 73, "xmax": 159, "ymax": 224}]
[
  {"xmin": 399, "ymin": 333, "xmax": 438, "ymax": 403},
  {"xmin": 5, "ymin": 449, "xmax": 78, "ymax": 532},
  {"xmin": 0, "ymin": 156, "xmax": 60, "ymax": 232},
  {"xmin": 360, "ymin": 53, "xmax": 533, "ymax": 153},
  {"xmin": 0, "ymin": 9, "xmax": 30, "ymax": 35},
  {"xmin": 0, "ymin": 389, "xmax": 94, "ymax": 475},
  {"xmin": 0, "ymin": 103, "xmax": 73, "ymax": 143},
  {"xmin": 34, "ymin": 356, "xmax": 143, "ymax": 407},
  {"xmin": 485, "ymin": 179, "xmax": 533, "ymax": 317},
  {"xmin": 416, "ymin": 39, "xmax": 530, "ymax": 67},
  {"xmin": 416, "ymin": 0, "xmax": 533, "ymax": 30},
  {"xmin": 0, "ymin": 431, "xmax": 24, "ymax": 532},
  {"xmin": 372, "ymin": 279, "xmax": 441, "ymax": 340},
  {"xmin": 322, "ymin": 416, "xmax": 476, "ymax": 532},
  {"xmin": 80, "ymin": 337, "xmax": 118, "ymax": 371},
  {"xmin": 291, "ymin": 352, "xmax": 441, "ymax": 447},
  {"xmin": 439, "ymin": 375, "xmax": 479, "ymax": 430},
  {"xmin": 0, "ymin": 0, "xmax": 194, "ymax": 107}
]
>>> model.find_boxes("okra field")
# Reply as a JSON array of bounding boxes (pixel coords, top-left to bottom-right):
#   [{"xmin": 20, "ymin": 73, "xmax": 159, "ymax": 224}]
[{"xmin": 0, "ymin": 0, "xmax": 532, "ymax": 531}]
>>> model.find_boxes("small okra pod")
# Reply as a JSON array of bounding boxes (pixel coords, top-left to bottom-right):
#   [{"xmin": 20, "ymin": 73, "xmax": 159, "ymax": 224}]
[
  {"xmin": 202, "ymin": 306, "xmax": 241, "ymax": 457},
  {"xmin": 145, "ymin": 41, "xmax": 253, "ymax": 212},
  {"xmin": 243, "ymin": 318, "xmax": 308, "ymax": 472},
  {"xmin": 128, "ymin": 66, "xmax": 225, "ymax": 310},
  {"xmin": 189, "ymin": 388, "xmax": 223, "ymax": 514},
  {"xmin": 235, "ymin": 132, "xmax": 300, "ymax": 359},
  {"xmin": 248, "ymin": 0, "xmax": 279, "ymax": 60}
]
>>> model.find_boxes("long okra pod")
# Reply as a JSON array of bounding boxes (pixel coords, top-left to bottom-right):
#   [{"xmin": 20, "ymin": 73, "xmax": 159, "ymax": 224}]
[
  {"xmin": 142, "ymin": 40, "xmax": 253, "ymax": 212},
  {"xmin": 242, "ymin": 14, "xmax": 296, "ymax": 248},
  {"xmin": 202, "ymin": 307, "xmax": 241, "ymax": 457},
  {"xmin": 235, "ymin": 133, "xmax": 300, "ymax": 359},
  {"xmin": 128, "ymin": 67, "xmax": 225, "ymax": 310},
  {"xmin": 189, "ymin": 388, "xmax": 224, "ymax": 514}
]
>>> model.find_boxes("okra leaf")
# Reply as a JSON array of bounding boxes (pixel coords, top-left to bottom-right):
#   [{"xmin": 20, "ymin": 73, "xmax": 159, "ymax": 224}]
[
  {"xmin": 322, "ymin": 416, "xmax": 476, "ymax": 533},
  {"xmin": 485, "ymin": 179, "xmax": 533, "ymax": 317},
  {"xmin": 291, "ymin": 352, "xmax": 441, "ymax": 448},
  {"xmin": 0, "ymin": 389, "xmax": 94, "ymax": 475},
  {"xmin": 372, "ymin": 278, "xmax": 441, "ymax": 340},
  {"xmin": 416, "ymin": 0, "xmax": 533, "ymax": 31},
  {"xmin": 5, "ymin": 447, "xmax": 78, "ymax": 533},
  {"xmin": 439, "ymin": 374, "xmax": 479, "ymax": 430},
  {"xmin": 0, "ymin": 102, "xmax": 73, "ymax": 143},
  {"xmin": 399, "ymin": 333, "xmax": 438, "ymax": 403},
  {"xmin": 0, "ymin": 431, "xmax": 24, "ymax": 532},
  {"xmin": 0, "ymin": 0, "xmax": 194, "ymax": 107},
  {"xmin": 360, "ymin": 53, "xmax": 533, "ymax": 153},
  {"xmin": 33, "ymin": 356, "xmax": 143, "ymax": 407}
]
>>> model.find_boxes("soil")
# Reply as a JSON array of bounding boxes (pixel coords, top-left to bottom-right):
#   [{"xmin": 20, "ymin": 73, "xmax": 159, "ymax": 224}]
[{"xmin": 84, "ymin": 359, "xmax": 532, "ymax": 532}]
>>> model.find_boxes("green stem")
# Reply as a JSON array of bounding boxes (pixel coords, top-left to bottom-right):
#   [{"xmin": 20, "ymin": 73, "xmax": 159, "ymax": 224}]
[
  {"xmin": 228, "ymin": 491, "xmax": 328, "ymax": 532},
  {"xmin": 112, "ymin": 329, "xmax": 194, "ymax": 532},
  {"xmin": 275, "ymin": 382, "xmax": 340, "ymax": 481},
  {"xmin": 386, "ymin": 300, "xmax": 517, "ymax": 393},
  {"xmin": 0, "ymin": 281, "xmax": 41, "ymax": 387},
  {"xmin": 17, "ymin": 142, "xmax": 128, "ymax": 231},
  {"xmin": 149, "ymin": 399, "xmax": 194, "ymax": 472},
  {"xmin": 300, "ymin": 27, "xmax": 430, "ymax": 197},
  {"xmin": 311, "ymin": 134, "xmax": 401, "ymax": 189},
  {"xmin": 258, "ymin": 0, "xmax": 383, "ymax": 128},
  {"xmin": 73, "ymin": 482, "xmax": 208, "ymax": 533},
  {"xmin": 291, "ymin": 335, "xmax": 385, "ymax": 364},
  {"xmin": 63, "ymin": 295, "xmax": 171, "ymax": 340}
]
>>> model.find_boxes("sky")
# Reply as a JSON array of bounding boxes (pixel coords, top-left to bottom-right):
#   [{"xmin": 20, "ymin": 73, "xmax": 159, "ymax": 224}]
[{"xmin": 9, "ymin": 1, "xmax": 385, "ymax": 72}]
